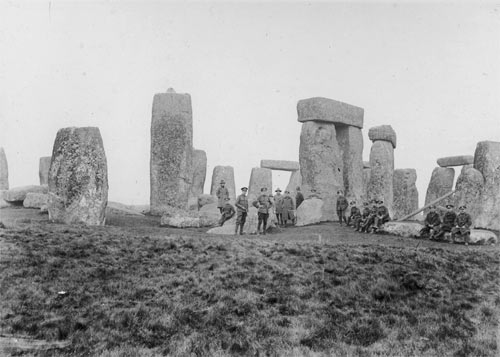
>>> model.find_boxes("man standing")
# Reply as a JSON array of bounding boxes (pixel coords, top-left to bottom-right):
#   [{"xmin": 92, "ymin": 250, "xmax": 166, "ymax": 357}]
[
  {"xmin": 336, "ymin": 190, "xmax": 349, "ymax": 226},
  {"xmin": 420, "ymin": 204, "xmax": 441, "ymax": 239},
  {"xmin": 234, "ymin": 187, "xmax": 249, "ymax": 235},
  {"xmin": 274, "ymin": 188, "xmax": 284, "ymax": 226},
  {"xmin": 281, "ymin": 190, "xmax": 295, "ymax": 226},
  {"xmin": 253, "ymin": 187, "xmax": 273, "ymax": 235},
  {"xmin": 218, "ymin": 197, "xmax": 235, "ymax": 226},
  {"xmin": 452, "ymin": 205, "xmax": 472, "ymax": 245},
  {"xmin": 295, "ymin": 186, "xmax": 304, "ymax": 209},
  {"xmin": 216, "ymin": 180, "xmax": 229, "ymax": 213},
  {"xmin": 434, "ymin": 204, "xmax": 457, "ymax": 241}
]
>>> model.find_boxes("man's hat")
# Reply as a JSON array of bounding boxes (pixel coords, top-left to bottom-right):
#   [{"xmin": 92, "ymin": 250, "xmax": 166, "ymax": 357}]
[
  {"xmin": 241, "ymin": 187, "xmax": 248, "ymax": 191},
  {"xmin": 446, "ymin": 204, "xmax": 454, "ymax": 209},
  {"xmin": 378, "ymin": 200, "xmax": 384, "ymax": 204},
  {"xmin": 337, "ymin": 190, "xmax": 343, "ymax": 195},
  {"xmin": 220, "ymin": 180, "xmax": 225, "ymax": 184},
  {"xmin": 275, "ymin": 188, "xmax": 282, "ymax": 192},
  {"xmin": 350, "ymin": 201, "xmax": 356, "ymax": 205},
  {"xmin": 224, "ymin": 197, "xmax": 231, "ymax": 201},
  {"xmin": 261, "ymin": 187, "xmax": 268, "ymax": 192},
  {"xmin": 296, "ymin": 186, "xmax": 301, "ymax": 190},
  {"xmin": 459, "ymin": 205, "xmax": 467, "ymax": 210}
]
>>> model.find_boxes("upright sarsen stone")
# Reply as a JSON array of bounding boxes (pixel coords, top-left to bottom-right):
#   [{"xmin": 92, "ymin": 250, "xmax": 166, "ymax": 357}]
[
  {"xmin": 48, "ymin": 127, "xmax": 108, "ymax": 225},
  {"xmin": 190, "ymin": 149, "xmax": 207, "ymax": 198},
  {"xmin": 39, "ymin": 156, "xmax": 51, "ymax": 185},
  {"xmin": 362, "ymin": 168, "xmax": 371, "ymax": 202},
  {"xmin": 367, "ymin": 141, "xmax": 395, "ymax": 216},
  {"xmin": 210, "ymin": 166, "xmax": 236, "ymax": 202},
  {"xmin": 393, "ymin": 169, "xmax": 419, "ymax": 220},
  {"xmin": 424, "ymin": 167, "xmax": 455, "ymax": 215},
  {"xmin": 336, "ymin": 125, "xmax": 363, "ymax": 203},
  {"xmin": 285, "ymin": 170, "xmax": 302, "ymax": 195},
  {"xmin": 453, "ymin": 167, "xmax": 484, "ymax": 224},
  {"xmin": 299, "ymin": 121, "xmax": 343, "ymax": 221},
  {"xmin": 0, "ymin": 147, "xmax": 8, "ymax": 190},
  {"xmin": 150, "ymin": 89, "xmax": 193, "ymax": 214},
  {"xmin": 248, "ymin": 167, "xmax": 272, "ymax": 202}
]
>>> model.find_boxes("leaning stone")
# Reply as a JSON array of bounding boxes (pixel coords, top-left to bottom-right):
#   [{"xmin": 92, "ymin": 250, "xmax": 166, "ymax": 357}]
[
  {"xmin": 295, "ymin": 198, "xmax": 324, "ymax": 226},
  {"xmin": 198, "ymin": 194, "xmax": 216, "ymax": 209},
  {"xmin": 392, "ymin": 169, "xmax": 419, "ymax": 220},
  {"xmin": 367, "ymin": 141, "xmax": 394, "ymax": 217},
  {"xmin": 473, "ymin": 141, "xmax": 500, "ymax": 230},
  {"xmin": 23, "ymin": 193, "xmax": 48, "ymax": 209},
  {"xmin": 368, "ymin": 125, "xmax": 397, "ymax": 149},
  {"xmin": 248, "ymin": 167, "xmax": 272, "ymax": 202},
  {"xmin": 468, "ymin": 229, "xmax": 498, "ymax": 245},
  {"xmin": 437, "ymin": 155, "xmax": 474, "ymax": 167},
  {"xmin": 190, "ymin": 149, "xmax": 207, "ymax": 200},
  {"xmin": 4, "ymin": 185, "xmax": 48, "ymax": 204},
  {"xmin": 423, "ymin": 167, "xmax": 455, "ymax": 216},
  {"xmin": 381, "ymin": 221, "xmax": 424, "ymax": 238},
  {"xmin": 210, "ymin": 166, "xmax": 236, "ymax": 202},
  {"xmin": 48, "ymin": 127, "xmax": 108, "ymax": 225},
  {"xmin": 336, "ymin": 125, "xmax": 364, "ymax": 204},
  {"xmin": 150, "ymin": 89, "xmax": 193, "ymax": 214},
  {"xmin": 299, "ymin": 121, "xmax": 343, "ymax": 221},
  {"xmin": 39, "ymin": 156, "xmax": 51, "ymax": 185},
  {"xmin": 285, "ymin": 170, "xmax": 302, "ymax": 195},
  {"xmin": 297, "ymin": 97, "xmax": 364, "ymax": 129},
  {"xmin": 260, "ymin": 160, "xmax": 300, "ymax": 172},
  {"xmin": 453, "ymin": 167, "xmax": 484, "ymax": 224},
  {"xmin": 0, "ymin": 147, "xmax": 8, "ymax": 190}
]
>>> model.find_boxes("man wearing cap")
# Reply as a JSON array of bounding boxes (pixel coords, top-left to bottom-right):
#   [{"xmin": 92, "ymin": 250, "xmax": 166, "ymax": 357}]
[
  {"xmin": 218, "ymin": 197, "xmax": 235, "ymax": 226},
  {"xmin": 295, "ymin": 187, "xmax": 304, "ymax": 209},
  {"xmin": 357, "ymin": 202, "xmax": 371, "ymax": 232},
  {"xmin": 274, "ymin": 188, "xmax": 284, "ymax": 226},
  {"xmin": 451, "ymin": 205, "xmax": 472, "ymax": 245},
  {"xmin": 252, "ymin": 187, "xmax": 273, "ymax": 235},
  {"xmin": 420, "ymin": 204, "xmax": 441, "ymax": 239},
  {"xmin": 336, "ymin": 190, "xmax": 349, "ymax": 226},
  {"xmin": 434, "ymin": 204, "xmax": 457, "ymax": 241},
  {"xmin": 371, "ymin": 200, "xmax": 390, "ymax": 233},
  {"xmin": 216, "ymin": 180, "xmax": 230, "ymax": 213},
  {"xmin": 362, "ymin": 199, "xmax": 378, "ymax": 233},
  {"xmin": 281, "ymin": 190, "xmax": 296, "ymax": 226},
  {"xmin": 234, "ymin": 187, "xmax": 249, "ymax": 235},
  {"xmin": 347, "ymin": 200, "xmax": 361, "ymax": 228}
]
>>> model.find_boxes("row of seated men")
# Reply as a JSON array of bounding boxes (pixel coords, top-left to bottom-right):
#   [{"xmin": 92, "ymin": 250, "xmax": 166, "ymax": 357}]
[
  {"xmin": 420, "ymin": 203, "xmax": 472, "ymax": 245},
  {"xmin": 337, "ymin": 194, "xmax": 390, "ymax": 234}
]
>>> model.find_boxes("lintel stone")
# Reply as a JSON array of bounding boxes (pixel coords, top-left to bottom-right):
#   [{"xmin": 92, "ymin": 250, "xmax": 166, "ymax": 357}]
[
  {"xmin": 297, "ymin": 97, "xmax": 364, "ymax": 128},
  {"xmin": 260, "ymin": 160, "xmax": 299, "ymax": 172}
]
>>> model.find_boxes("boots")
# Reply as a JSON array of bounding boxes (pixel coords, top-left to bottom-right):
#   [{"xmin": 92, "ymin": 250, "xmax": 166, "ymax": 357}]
[
  {"xmin": 240, "ymin": 224, "xmax": 244, "ymax": 235},
  {"xmin": 234, "ymin": 224, "xmax": 239, "ymax": 235}
]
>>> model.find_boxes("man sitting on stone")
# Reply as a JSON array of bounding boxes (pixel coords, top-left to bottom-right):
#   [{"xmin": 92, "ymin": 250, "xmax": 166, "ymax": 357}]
[
  {"xmin": 218, "ymin": 197, "xmax": 235, "ymax": 227},
  {"xmin": 347, "ymin": 200, "xmax": 361, "ymax": 228},
  {"xmin": 434, "ymin": 204, "xmax": 457, "ymax": 241},
  {"xmin": 234, "ymin": 187, "xmax": 249, "ymax": 235},
  {"xmin": 451, "ymin": 205, "xmax": 472, "ymax": 245},
  {"xmin": 362, "ymin": 199, "xmax": 378, "ymax": 233},
  {"xmin": 281, "ymin": 190, "xmax": 295, "ymax": 226},
  {"xmin": 371, "ymin": 200, "xmax": 390, "ymax": 234},
  {"xmin": 420, "ymin": 204, "xmax": 441, "ymax": 239},
  {"xmin": 356, "ymin": 202, "xmax": 371, "ymax": 232},
  {"xmin": 295, "ymin": 186, "xmax": 304, "ymax": 209},
  {"xmin": 216, "ymin": 180, "xmax": 229, "ymax": 213},
  {"xmin": 336, "ymin": 190, "xmax": 349, "ymax": 226},
  {"xmin": 253, "ymin": 187, "xmax": 273, "ymax": 235}
]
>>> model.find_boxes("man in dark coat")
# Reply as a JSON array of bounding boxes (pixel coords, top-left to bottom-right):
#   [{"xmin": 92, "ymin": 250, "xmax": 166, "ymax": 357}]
[
  {"xmin": 274, "ymin": 188, "xmax": 284, "ymax": 226},
  {"xmin": 336, "ymin": 190, "xmax": 349, "ymax": 226},
  {"xmin": 356, "ymin": 202, "xmax": 371, "ymax": 232},
  {"xmin": 295, "ymin": 187, "xmax": 304, "ymax": 209},
  {"xmin": 347, "ymin": 200, "xmax": 361, "ymax": 228},
  {"xmin": 362, "ymin": 199, "xmax": 378, "ymax": 233},
  {"xmin": 216, "ymin": 180, "xmax": 230, "ymax": 213},
  {"xmin": 420, "ymin": 204, "xmax": 441, "ymax": 239},
  {"xmin": 218, "ymin": 197, "xmax": 235, "ymax": 226},
  {"xmin": 253, "ymin": 187, "xmax": 273, "ymax": 235},
  {"xmin": 234, "ymin": 187, "xmax": 249, "ymax": 235},
  {"xmin": 371, "ymin": 200, "xmax": 390, "ymax": 233},
  {"xmin": 452, "ymin": 205, "xmax": 473, "ymax": 245},
  {"xmin": 434, "ymin": 204, "xmax": 457, "ymax": 241},
  {"xmin": 281, "ymin": 190, "xmax": 295, "ymax": 226}
]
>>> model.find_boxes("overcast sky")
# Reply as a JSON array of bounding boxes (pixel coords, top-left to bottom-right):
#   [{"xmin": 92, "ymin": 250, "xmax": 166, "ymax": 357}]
[{"xmin": 1, "ymin": 1, "xmax": 499, "ymax": 206}]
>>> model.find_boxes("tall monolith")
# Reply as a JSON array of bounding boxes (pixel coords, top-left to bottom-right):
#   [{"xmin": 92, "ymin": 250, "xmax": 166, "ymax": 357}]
[
  {"xmin": 336, "ymin": 125, "xmax": 363, "ymax": 203},
  {"xmin": 190, "ymin": 149, "xmax": 207, "ymax": 198},
  {"xmin": 0, "ymin": 147, "xmax": 8, "ymax": 190},
  {"xmin": 48, "ymin": 127, "xmax": 108, "ymax": 225},
  {"xmin": 150, "ymin": 88, "xmax": 193, "ymax": 214},
  {"xmin": 453, "ymin": 167, "xmax": 484, "ymax": 223},
  {"xmin": 248, "ymin": 167, "xmax": 272, "ymax": 202},
  {"xmin": 393, "ymin": 169, "xmax": 419, "ymax": 220},
  {"xmin": 285, "ymin": 170, "xmax": 302, "ymax": 195},
  {"xmin": 210, "ymin": 166, "xmax": 236, "ymax": 202},
  {"xmin": 39, "ymin": 156, "xmax": 51, "ymax": 185}
]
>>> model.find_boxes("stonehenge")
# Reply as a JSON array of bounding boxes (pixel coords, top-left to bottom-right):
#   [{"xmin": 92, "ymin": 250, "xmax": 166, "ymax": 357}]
[
  {"xmin": 48, "ymin": 127, "xmax": 108, "ymax": 225},
  {"xmin": 297, "ymin": 97, "xmax": 364, "ymax": 128},
  {"xmin": 437, "ymin": 155, "xmax": 474, "ymax": 168}
]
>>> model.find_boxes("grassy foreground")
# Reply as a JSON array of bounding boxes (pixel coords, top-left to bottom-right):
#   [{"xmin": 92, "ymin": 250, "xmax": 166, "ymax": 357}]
[{"xmin": 0, "ymin": 223, "xmax": 499, "ymax": 356}]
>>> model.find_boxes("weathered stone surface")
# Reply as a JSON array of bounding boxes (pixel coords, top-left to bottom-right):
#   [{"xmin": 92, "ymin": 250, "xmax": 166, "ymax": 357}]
[
  {"xmin": 187, "ymin": 197, "xmax": 199, "ymax": 211},
  {"xmin": 424, "ymin": 167, "xmax": 455, "ymax": 216},
  {"xmin": 285, "ymin": 170, "xmax": 302, "ymax": 195},
  {"xmin": 199, "ymin": 203, "xmax": 221, "ymax": 223},
  {"xmin": 363, "ymin": 161, "xmax": 370, "ymax": 169},
  {"xmin": 210, "ymin": 166, "xmax": 236, "ymax": 202},
  {"xmin": 362, "ymin": 168, "xmax": 371, "ymax": 203},
  {"xmin": 295, "ymin": 198, "xmax": 324, "ymax": 226},
  {"xmin": 150, "ymin": 90, "xmax": 193, "ymax": 214},
  {"xmin": 0, "ymin": 147, "xmax": 8, "ymax": 190},
  {"xmin": 469, "ymin": 229, "xmax": 498, "ymax": 245},
  {"xmin": 190, "ymin": 149, "xmax": 207, "ymax": 199},
  {"xmin": 437, "ymin": 155, "xmax": 474, "ymax": 167},
  {"xmin": 39, "ymin": 156, "xmax": 51, "ymax": 185},
  {"xmin": 248, "ymin": 167, "xmax": 272, "ymax": 202},
  {"xmin": 453, "ymin": 167, "xmax": 484, "ymax": 225},
  {"xmin": 473, "ymin": 141, "xmax": 500, "ymax": 230},
  {"xmin": 23, "ymin": 193, "xmax": 48, "ymax": 208},
  {"xmin": 461, "ymin": 164, "xmax": 473, "ymax": 174},
  {"xmin": 336, "ymin": 125, "xmax": 363, "ymax": 204},
  {"xmin": 367, "ymin": 141, "xmax": 394, "ymax": 217},
  {"xmin": 160, "ymin": 215, "xmax": 201, "ymax": 228},
  {"xmin": 393, "ymin": 169, "xmax": 419, "ymax": 220},
  {"xmin": 381, "ymin": 221, "xmax": 423, "ymax": 238},
  {"xmin": 48, "ymin": 127, "xmax": 108, "ymax": 225},
  {"xmin": 260, "ymin": 160, "xmax": 300, "ymax": 172},
  {"xmin": 299, "ymin": 121, "xmax": 343, "ymax": 221},
  {"xmin": 3, "ymin": 185, "xmax": 48, "ymax": 203},
  {"xmin": 106, "ymin": 202, "xmax": 145, "ymax": 216},
  {"xmin": 0, "ymin": 190, "xmax": 11, "ymax": 208},
  {"xmin": 297, "ymin": 97, "xmax": 364, "ymax": 128},
  {"xmin": 198, "ymin": 194, "xmax": 216, "ymax": 209},
  {"xmin": 368, "ymin": 125, "xmax": 397, "ymax": 149}
]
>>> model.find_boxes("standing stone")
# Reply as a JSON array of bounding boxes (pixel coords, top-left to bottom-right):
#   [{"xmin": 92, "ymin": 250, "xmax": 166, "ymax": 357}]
[
  {"xmin": 248, "ymin": 167, "xmax": 273, "ymax": 202},
  {"xmin": 210, "ymin": 166, "xmax": 236, "ymax": 202},
  {"xmin": 299, "ymin": 121, "xmax": 343, "ymax": 221},
  {"xmin": 453, "ymin": 167, "xmax": 484, "ymax": 224},
  {"xmin": 48, "ymin": 127, "xmax": 108, "ymax": 225},
  {"xmin": 285, "ymin": 170, "xmax": 302, "ymax": 195},
  {"xmin": 362, "ymin": 168, "xmax": 371, "ymax": 203},
  {"xmin": 473, "ymin": 141, "xmax": 500, "ymax": 230},
  {"xmin": 150, "ymin": 89, "xmax": 193, "ymax": 215},
  {"xmin": 0, "ymin": 147, "xmax": 8, "ymax": 190},
  {"xmin": 393, "ymin": 169, "xmax": 419, "ymax": 220},
  {"xmin": 367, "ymin": 141, "xmax": 395, "ymax": 216},
  {"xmin": 39, "ymin": 156, "xmax": 51, "ymax": 185},
  {"xmin": 190, "ymin": 149, "xmax": 207, "ymax": 199},
  {"xmin": 424, "ymin": 167, "xmax": 455, "ymax": 215},
  {"xmin": 336, "ymin": 125, "xmax": 363, "ymax": 203}
]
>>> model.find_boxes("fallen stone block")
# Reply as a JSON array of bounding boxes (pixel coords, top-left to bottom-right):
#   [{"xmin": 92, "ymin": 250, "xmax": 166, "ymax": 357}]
[
  {"xmin": 23, "ymin": 193, "xmax": 48, "ymax": 209},
  {"xmin": 468, "ymin": 229, "xmax": 498, "ymax": 245},
  {"xmin": 260, "ymin": 160, "xmax": 300, "ymax": 172},
  {"xmin": 437, "ymin": 155, "xmax": 474, "ymax": 167},
  {"xmin": 368, "ymin": 125, "xmax": 397, "ymax": 148},
  {"xmin": 381, "ymin": 221, "xmax": 424, "ymax": 238},
  {"xmin": 295, "ymin": 198, "xmax": 323, "ymax": 226},
  {"xmin": 297, "ymin": 97, "xmax": 364, "ymax": 128},
  {"xmin": 4, "ymin": 185, "xmax": 48, "ymax": 204}
]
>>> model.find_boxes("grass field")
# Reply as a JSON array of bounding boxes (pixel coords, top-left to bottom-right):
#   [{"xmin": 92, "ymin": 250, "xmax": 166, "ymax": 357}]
[{"xmin": 0, "ymin": 207, "xmax": 499, "ymax": 356}]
